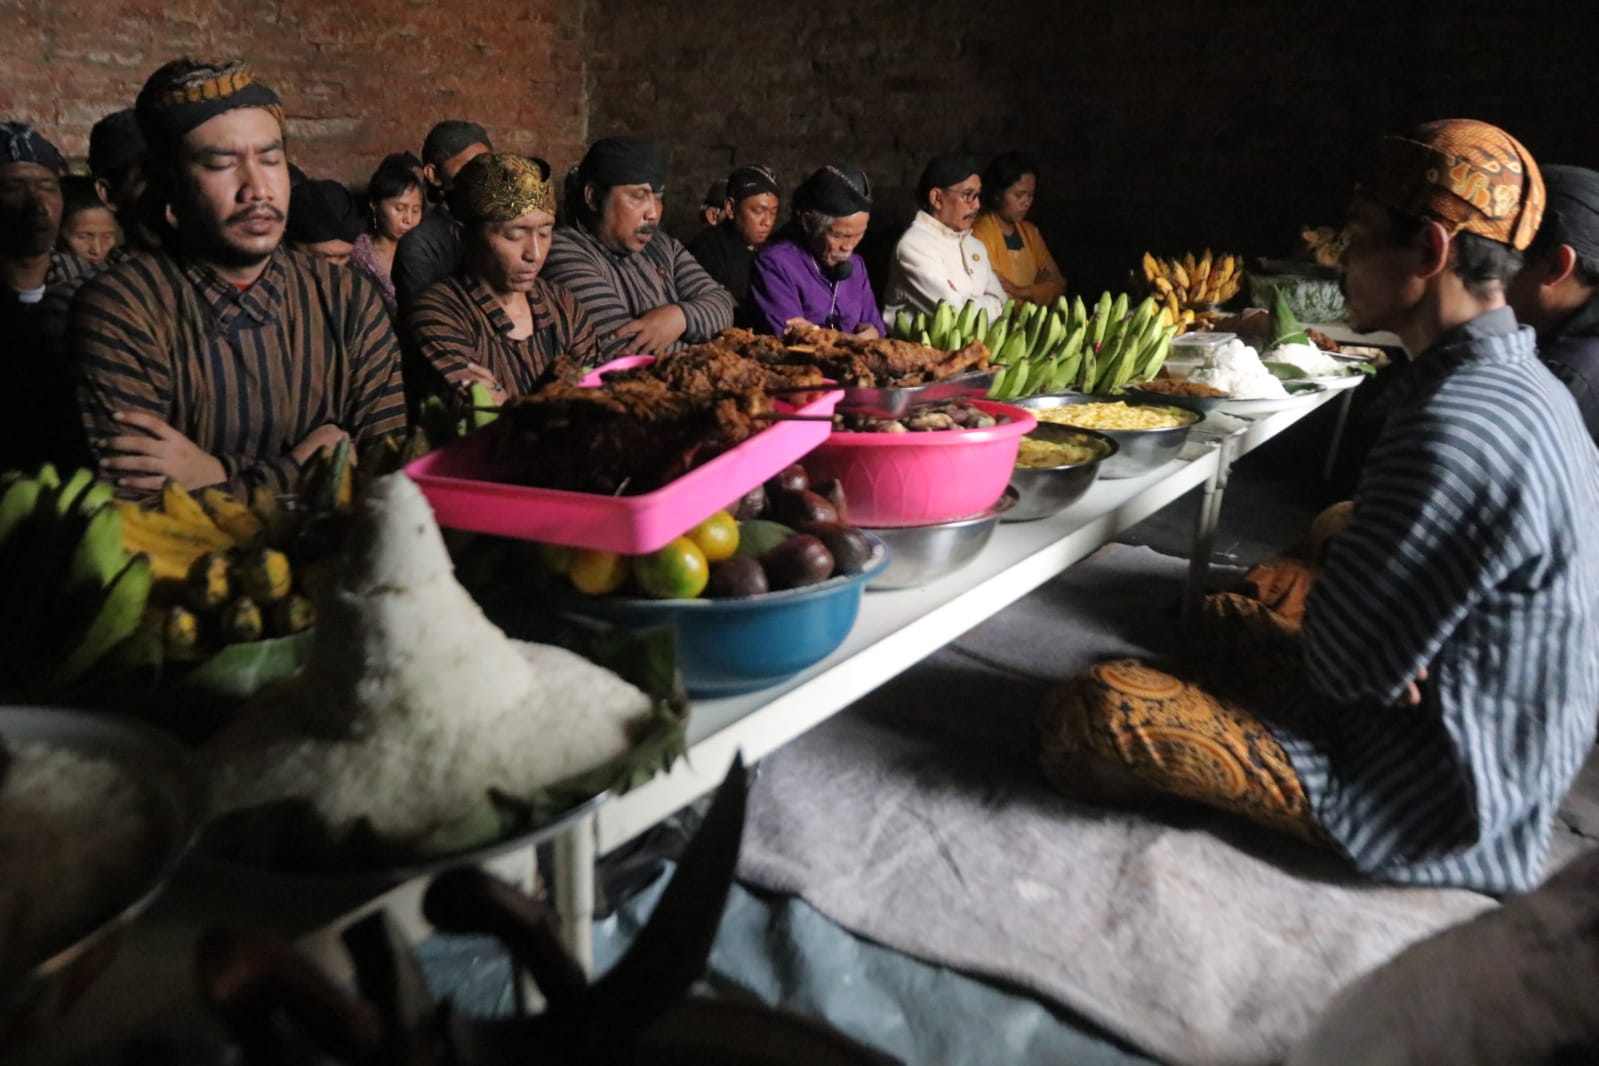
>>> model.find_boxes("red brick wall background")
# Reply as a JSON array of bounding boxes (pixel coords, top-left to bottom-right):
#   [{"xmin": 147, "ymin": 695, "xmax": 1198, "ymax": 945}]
[
  {"xmin": 1, "ymin": 0, "xmax": 587, "ymax": 190},
  {"xmin": 588, "ymin": 0, "xmax": 1599, "ymax": 295},
  {"xmin": 5, "ymin": 0, "xmax": 1597, "ymax": 294}
]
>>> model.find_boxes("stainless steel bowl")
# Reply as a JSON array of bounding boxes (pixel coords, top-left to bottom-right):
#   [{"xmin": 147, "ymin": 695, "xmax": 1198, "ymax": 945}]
[
  {"xmin": 1014, "ymin": 394, "xmax": 1201, "ymax": 479},
  {"xmin": 1006, "ymin": 425, "xmax": 1117, "ymax": 521},
  {"xmin": 0, "ymin": 707, "xmax": 199, "ymax": 1050},
  {"xmin": 862, "ymin": 487, "xmax": 1017, "ymax": 590}
]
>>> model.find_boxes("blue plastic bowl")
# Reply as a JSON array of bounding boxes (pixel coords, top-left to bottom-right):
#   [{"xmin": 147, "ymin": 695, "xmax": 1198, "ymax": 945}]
[{"xmin": 551, "ymin": 538, "xmax": 889, "ymax": 697}]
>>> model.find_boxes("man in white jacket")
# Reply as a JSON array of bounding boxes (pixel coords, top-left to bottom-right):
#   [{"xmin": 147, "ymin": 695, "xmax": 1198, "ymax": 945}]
[{"xmin": 883, "ymin": 154, "xmax": 1006, "ymax": 321}]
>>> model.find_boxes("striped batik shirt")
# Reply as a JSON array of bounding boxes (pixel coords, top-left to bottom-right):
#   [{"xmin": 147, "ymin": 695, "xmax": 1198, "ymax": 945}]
[
  {"xmin": 69, "ymin": 247, "xmax": 408, "ymax": 499},
  {"xmin": 406, "ymin": 272, "xmax": 602, "ymax": 398},
  {"xmin": 1282, "ymin": 307, "xmax": 1599, "ymax": 894},
  {"xmin": 540, "ymin": 222, "xmax": 735, "ymax": 362}
]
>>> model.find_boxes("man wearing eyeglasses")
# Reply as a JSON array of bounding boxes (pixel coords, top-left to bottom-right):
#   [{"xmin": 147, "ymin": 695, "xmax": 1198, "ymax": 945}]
[{"xmin": 883, "ymin": 153, "xmax": 1006, "ymax": 322}]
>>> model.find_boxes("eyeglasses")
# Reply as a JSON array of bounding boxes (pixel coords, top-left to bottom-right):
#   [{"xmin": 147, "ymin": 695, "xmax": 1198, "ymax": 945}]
[{"xmin": 945, "ymin": 186, "xmax": 982, "ymax": 204}]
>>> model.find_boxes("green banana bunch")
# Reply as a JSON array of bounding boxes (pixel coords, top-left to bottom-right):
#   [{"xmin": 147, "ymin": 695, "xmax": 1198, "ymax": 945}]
[
  {"xmin": 889, "ymin": 299, "xmax": 998, "ymax": 355},
  {"xmin": 987, "ymin": 292, "xmax": 1180, "ymax": 402},
  {"xmin": 0, "ymin": 464, "xmax": 152, "ymax": 701}
]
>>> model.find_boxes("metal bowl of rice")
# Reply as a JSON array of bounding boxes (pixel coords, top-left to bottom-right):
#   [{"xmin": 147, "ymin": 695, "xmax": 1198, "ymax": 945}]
[
  {"xmin": 0, "ymin": 707, "xmax": 199, "ymax": 1052},
  {"xmin": 1015, "ymin": 394, "xmax": 1202, "ymax": 479}
]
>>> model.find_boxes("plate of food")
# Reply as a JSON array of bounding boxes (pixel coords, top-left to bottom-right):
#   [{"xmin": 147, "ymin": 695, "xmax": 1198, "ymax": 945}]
[
  {"xmin": 1263, "ymin": 340, "xmax": 1378, "ymax": 391},
  {"xmin": 197, "ymin": 474, "xmax": 687, "ymax": 881},
  {"xmin": 776, "ymin": 323, "xmax": 997, "ymax": 418},
  {"xmin": 0, "ymin": 706, "xmax": 199, "ymax": 1050},
  {"xmin": 408, "ymin": 334, "xmax": 844, "ymax": 555}
]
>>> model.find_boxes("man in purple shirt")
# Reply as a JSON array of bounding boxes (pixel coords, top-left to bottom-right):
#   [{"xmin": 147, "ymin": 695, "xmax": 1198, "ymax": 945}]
[{"xmin": 748, "ymin": 164, "xmax": 885, "ymax": 338}]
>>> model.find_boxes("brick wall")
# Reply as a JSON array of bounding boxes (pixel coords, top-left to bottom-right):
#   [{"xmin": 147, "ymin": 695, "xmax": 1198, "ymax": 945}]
[
  {"xmin": 0, "ymin": 0, "xmax": 587, "ymax": 189},
  {"xmin": 6, "ymin": 1, "xmax": 1594, "ymax": 294},
  {"xmin": 587, "ymin": 0, "xmax": 1599, "ymax": 296}
]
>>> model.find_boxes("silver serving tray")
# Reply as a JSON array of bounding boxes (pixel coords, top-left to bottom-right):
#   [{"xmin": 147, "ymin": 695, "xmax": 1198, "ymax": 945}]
[{"xmin": 833, "ymin": 366, "xmax": 1001, "ymax": 419}]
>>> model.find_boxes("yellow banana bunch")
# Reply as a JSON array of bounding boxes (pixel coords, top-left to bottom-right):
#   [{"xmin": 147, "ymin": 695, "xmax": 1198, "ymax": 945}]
[
  {"xmin": 118, "ymin": 486, "xmax": 238, "ymax": 583},
  {"xmin": 1141, "ymin": 250, "xmax": 1243, "ymax": 309},
  {"xmin": 200, "ymin": 487, "xmax": 265, "ymax": 543}
]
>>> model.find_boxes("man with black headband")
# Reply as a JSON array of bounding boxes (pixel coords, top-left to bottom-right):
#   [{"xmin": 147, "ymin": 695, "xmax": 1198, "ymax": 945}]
[
  {"xmin": 1508, "ymin": 164, "xmax": 1599, "ymax": 442},
  {"xmin": 687, "ymin": 163, "xmax": 780, "ymax": 306},
  {"xmin": 68, "ymin": 58, "xmax": 406, "ymax": 499},
  {"xmin": 883, "ymin": 153, "xmax": 1005, "ymax": 321},
  {"xmin": 408, "ymin": 151, "xmax": 600, "ymax": 403},
  {"xmin": 748, "ymin": 163, "xmax": 884, "ymax": 338},
  {"xmin": 88, "ymin": 108, "xmax": 158, "ymax": 258},
  {"xmin": 0, "ymin": 121, "xmax": 93, "ymax": 470},
  {"xmin": 697, "ymin": 179, "xmax": 728, "ymax": 229},
  {"xmin": 285, "ymin": 178, "xmax": 365, "ymax": 266},
  {"xmin": 542, "ymin": 135, "xmax": 734, "ymax": 361},
  {"xmin": 392, "ymin": 119, "xmax": 494, "ymax": 307}
]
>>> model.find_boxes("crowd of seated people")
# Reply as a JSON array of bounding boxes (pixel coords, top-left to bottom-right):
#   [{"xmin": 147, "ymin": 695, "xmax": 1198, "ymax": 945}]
[{"xmin": 5, "ymin": 59, "xmax": 1599, "ymax": 910}]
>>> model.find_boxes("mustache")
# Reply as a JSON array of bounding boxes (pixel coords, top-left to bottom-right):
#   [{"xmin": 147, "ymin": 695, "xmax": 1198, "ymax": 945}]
[
  {"xmin": 634, "ymin": 224, "xmax": 659, "ymax": 238},
  {"xmin": 227, "ymin": 205, "xmax": 286, "ymax": 225}
]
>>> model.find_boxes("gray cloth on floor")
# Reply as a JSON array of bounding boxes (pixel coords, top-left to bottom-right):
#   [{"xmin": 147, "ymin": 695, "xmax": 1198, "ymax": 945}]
[
  {"xmin": 598, "ymin": 865, "xmax": 1160, "ymax": 1066},
  {"xmin": 737, "ymin": 545, "xmax": 1596, "ymax": 1065}
]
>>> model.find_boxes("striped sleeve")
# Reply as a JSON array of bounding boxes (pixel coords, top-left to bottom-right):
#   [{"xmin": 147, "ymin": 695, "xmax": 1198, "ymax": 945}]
[
  {"xmin": 338, "ymin": 271, "xmax": 409, "ymax": 446},
  {"xmin": 664, "ymin": 234, "xmax": 735, "ymax": 343},
  {"xmin": 1303, "ymin": 402, "xmax": 1530, "ymax": 705},
  {"xmin": 543, "ymin": 280, "xmax": 602, "ymax": 369},
  {"xmin": 405, "ymin": 280, "xmax": 476, "ymax": 393},
  {"xmin": 67, "ymin": 266, "xmax": 178, "ymax": 499},
  {"xmin": 542, "ymin": 227, "xmax": 636, "ymax": 360}
]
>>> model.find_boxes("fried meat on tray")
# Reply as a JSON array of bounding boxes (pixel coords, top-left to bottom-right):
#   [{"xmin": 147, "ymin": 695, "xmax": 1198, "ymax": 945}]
[
  {"xmin": 493, "ymin": 378, "xmax": 776, "ymax": 495},
  {"xmin": 600, "ymin": 347, "xmax": 826, "ymax": 393},
  {"xmin": 776, "ymin": 325, "xmax": 991, "ymax": 387}
]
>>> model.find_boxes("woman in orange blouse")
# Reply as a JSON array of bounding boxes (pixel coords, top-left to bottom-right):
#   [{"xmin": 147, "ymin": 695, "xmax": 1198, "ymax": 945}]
[{"xmin": 972, "ymin": 153, "xmax": 1066, "ymax": 305}]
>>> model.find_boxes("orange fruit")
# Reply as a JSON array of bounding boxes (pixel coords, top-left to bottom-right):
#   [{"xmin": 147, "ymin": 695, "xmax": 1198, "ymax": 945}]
[
  {"xmin": 685, "ymin": 510, "xmax": 739, "ymax": 562},
  {"xmin": 633, "ymin": 537, "xmax": 710, "ymax": 599},
  {"xmin": 568, "ymin": 549, "xmax": 629, "ymax": 595}
]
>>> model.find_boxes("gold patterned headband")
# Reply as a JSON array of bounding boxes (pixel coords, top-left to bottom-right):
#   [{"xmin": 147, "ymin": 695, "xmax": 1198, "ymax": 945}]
[{"xmin": 449, "ymin": 152, "xmax": 557, "ymax": 223}]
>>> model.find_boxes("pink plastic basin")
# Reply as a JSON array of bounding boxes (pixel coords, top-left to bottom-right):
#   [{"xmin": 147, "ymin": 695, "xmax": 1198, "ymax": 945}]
[
  {"xmin": 804, "ymin": 400, "xmax": 1037, "ymax": 526},
  {"xmin": 406, "ymin": 356, "xmax": 842, "ymax": 553}
]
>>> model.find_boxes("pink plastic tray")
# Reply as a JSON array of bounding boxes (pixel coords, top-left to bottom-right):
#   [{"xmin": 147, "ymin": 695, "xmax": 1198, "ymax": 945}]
[{"xmin": 406, "ymin": 356, "xmax": 842, "ymax": 553}]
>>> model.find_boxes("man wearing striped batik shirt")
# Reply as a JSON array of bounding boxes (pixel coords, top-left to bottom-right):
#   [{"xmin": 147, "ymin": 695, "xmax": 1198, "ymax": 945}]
[
  {"xmin": 542, "ymin": 136, "xmax": 734, "ymax": 363},
  {"xmin": 1042, "ymin": 119, "xmax": 1599, "ymax": 895},
  {"xmin": 68, "ymin": 58, "xmax": 408, "ymax": 500}
]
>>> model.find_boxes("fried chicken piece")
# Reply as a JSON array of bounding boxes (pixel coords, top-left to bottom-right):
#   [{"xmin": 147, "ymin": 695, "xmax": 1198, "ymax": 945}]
[
  {"xmin": 603, "ymin": 347, "xmax": 825, "ymax": 393},
  {"xmin": 779, "ymin": 325, "xmax": 990, "ymax": 387},
  {"xmin": 494, "ymin": 381, "xmax": 775, "ymax": 494}
]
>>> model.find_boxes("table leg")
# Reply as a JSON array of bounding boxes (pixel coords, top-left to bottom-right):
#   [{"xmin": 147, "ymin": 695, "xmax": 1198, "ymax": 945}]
[
  {"xmin": 1184, "ymin": 439, "xmax": 1235, "ymax": 633},
  {"xmin": 1321, "ymin": 389, "xmax": 1355, "ymax": 481},
  {"xmin": 498, "ymin": 844, "xmax": 546, "ymax": 1015},
  {"xmin": 552, "ymin": 814, "xmax": 597, "ymax": 977}
]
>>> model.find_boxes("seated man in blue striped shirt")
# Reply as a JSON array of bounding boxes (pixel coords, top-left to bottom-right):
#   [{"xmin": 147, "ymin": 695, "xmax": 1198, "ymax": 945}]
[
  {"xmin": 1041, "ymin": 119, "xmax": 1599, "ymax": 895},
  {"xmin": 541, "ymin": 137, "xmax": 735, "ymax": 363}
]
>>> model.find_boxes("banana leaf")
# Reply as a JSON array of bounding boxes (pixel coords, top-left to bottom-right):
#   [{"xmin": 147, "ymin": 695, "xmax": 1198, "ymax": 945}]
[{"xmin": 1272, "ymin": 288, "xmax": 1312, "ymax": 348}]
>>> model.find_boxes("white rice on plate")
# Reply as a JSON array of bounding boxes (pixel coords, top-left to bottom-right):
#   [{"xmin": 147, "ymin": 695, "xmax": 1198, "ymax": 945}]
[
  {"xmin": 0, "ymin": 741, "xmax": 155, "ymax": 976},
  {"xmin": 1186, "ymin": 338, "xmax": 1289, "ymax": 400}
]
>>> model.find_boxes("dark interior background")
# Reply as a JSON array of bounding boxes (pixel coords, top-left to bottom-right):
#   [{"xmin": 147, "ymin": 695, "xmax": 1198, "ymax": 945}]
[{"xmin": 9, "ymin": 0, "xmax": 1596, "ymax": 295}]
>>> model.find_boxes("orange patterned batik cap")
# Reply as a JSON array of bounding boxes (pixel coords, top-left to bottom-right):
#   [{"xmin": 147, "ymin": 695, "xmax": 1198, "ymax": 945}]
[{"xmin": 1359, "ymin": 118, "xmax": 1545, "ymax": 251}]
